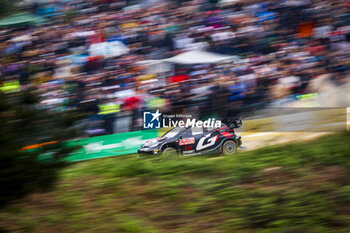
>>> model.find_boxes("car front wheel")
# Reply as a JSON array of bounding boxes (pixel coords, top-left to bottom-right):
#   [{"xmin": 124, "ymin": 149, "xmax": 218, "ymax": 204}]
[
  {"xmin": 222, "ymin": 141, "xmax": 237, "ymax": 155},
  {"xmin": 161, "ymin": 147, "xmax": 178, "ymax": 158}
]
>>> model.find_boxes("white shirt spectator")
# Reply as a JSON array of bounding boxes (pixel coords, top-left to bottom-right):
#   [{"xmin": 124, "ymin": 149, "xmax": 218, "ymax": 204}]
[
  {"xmin": 313, "ymin": 25, "xmax": 333, "ymax": 39},
  {"xmin": 211, "ymin": 31, "xmax": 235, "ymax": 42},
  {"xmin": 173, "ymin": 36, "xmax": 194, "ymax": 50},
  {"xmin": 279, "ymin": 76, "xmax": 301, "ymax": 89}
]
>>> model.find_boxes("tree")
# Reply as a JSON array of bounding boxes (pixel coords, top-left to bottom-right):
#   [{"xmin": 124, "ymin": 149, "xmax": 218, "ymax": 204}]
[
  {"xmin": 0, "ymin": 0, "xmax": 14, "ymax": 16},
  {"xmin": 0, "ymin": 90, "xmax": 83, "ymax": 208}
]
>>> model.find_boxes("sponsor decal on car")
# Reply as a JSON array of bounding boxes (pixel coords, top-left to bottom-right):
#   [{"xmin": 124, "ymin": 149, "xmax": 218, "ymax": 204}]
[
  {"xmin": 184, "ymin": 145, "xmax": 193, "ymax": 150},
  {"xmin": 179, "ymin": 137, "xmax": 195, "ymax": 145},
  {"xmin": 220, "ymin": 132, "xmax": 234, "ymax": 137},
  {"xmin": 196, "ymin": 134, "xmax": 218, "ymax": 151}
]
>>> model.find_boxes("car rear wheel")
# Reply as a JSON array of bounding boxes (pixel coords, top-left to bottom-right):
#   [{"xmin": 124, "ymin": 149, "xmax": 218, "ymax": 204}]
[
  {"xmin": 161, "ymin": 147, "xmax": 178, "ymax": 158},
  {"xmin": 222, "ymin": 141, "xmax": 237, "ymax": 155}
]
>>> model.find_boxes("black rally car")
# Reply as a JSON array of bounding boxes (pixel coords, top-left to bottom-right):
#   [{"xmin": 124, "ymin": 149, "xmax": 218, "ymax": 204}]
[{"xmin": 138, "ymin": 119, "xmax": 242, "ymax": 156}]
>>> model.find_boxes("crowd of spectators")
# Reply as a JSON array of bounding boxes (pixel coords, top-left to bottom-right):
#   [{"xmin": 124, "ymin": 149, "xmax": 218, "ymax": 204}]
[{"xmin": 1, "ymin": 0, "xmax": 350, "ymax": 135}]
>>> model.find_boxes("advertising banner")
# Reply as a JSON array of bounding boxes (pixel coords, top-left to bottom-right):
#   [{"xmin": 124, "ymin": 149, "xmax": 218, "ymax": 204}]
[{"xmin": 66, "ymin": 129, "xmax": 158, "ymax": 162}]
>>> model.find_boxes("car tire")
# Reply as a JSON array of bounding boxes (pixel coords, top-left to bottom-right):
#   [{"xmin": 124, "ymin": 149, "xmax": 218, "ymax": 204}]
[
  {"xmin": 222, "ymin": 140, "xmax": 237, "ymax": 155},
  {"xmin": 161, "ymin": 147, "xmax": 178, "ymax": 158}
]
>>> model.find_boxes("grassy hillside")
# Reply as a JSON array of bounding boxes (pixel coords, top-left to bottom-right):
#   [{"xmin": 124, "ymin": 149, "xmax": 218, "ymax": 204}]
[{"xmin": 1, "ymin": 132, "xmax": 350, "ymax": 233}]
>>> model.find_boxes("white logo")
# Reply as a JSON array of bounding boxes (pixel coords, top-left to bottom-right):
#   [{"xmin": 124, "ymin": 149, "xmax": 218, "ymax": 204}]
[
  {"xmin": 83, "ymin": 137, "xmax": 146, "ymax": 154},
  {"xmin": 163, "ymin": 118, "xmax": 221, "ymax": 128},
  {"xmin": 122, "ymin": 136, "xmax": 145, "ymax": 149},
  {"xmin": 143, "ymin": 109, "xmax": 162, "ymax": 129},
  {"xmin": 196, "ymin": 134, "xmax": 218, "ymax": 151},
  {"xmin": 84, "ymin": 141, "xmax": 122, "ymax": 154}
]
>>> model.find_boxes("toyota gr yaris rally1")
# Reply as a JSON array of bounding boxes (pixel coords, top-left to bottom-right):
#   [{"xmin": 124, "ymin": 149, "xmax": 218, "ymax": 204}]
[{"xmin": 138, "ymin": 119, "xmax": 242, "ymax": 156}]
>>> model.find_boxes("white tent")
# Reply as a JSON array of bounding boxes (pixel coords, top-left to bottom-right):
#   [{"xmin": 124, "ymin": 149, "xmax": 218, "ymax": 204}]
[
  {"xmin": 138, "ymin": 50, "xmax": 239, "ymax": 66},
  {"xmin": 163, "ymin": 50, "xmax": 238, "ymax": 64},
  {"xmin": 137, "ymin": 50, "xmax": 239, "ymax": 74}
]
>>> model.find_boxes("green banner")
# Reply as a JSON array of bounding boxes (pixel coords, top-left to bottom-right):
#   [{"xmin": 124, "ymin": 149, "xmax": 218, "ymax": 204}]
[{"xmin": 66, "ymin": 129, "xmax": 158, "ymax": 162}]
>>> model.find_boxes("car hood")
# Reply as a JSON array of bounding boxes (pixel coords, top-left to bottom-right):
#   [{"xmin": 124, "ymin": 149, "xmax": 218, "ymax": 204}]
[{"xmin": 142, "ymin": 137, "xmax": 166, "ymax": 147}]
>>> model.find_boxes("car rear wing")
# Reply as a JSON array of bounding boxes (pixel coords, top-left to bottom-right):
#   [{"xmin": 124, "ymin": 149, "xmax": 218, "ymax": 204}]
[{"xmin": 222, "ymin": 118, "xmax": 242, "ymax": 129}]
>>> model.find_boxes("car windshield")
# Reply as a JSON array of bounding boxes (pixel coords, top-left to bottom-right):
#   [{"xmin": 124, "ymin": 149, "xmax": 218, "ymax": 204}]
[{"xmin": 162, "ymin": 127, "xmax": 182, "ymax": 139}]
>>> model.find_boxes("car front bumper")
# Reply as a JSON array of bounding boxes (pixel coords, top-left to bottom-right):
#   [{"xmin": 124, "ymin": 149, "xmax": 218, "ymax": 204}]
[
  {"xmin": 236, "ymin": 137, "xmax": 242, "ymax": 146},
  {"xmin": 137, "ymin": 147, "xmax": 160, "ymax": 155}
]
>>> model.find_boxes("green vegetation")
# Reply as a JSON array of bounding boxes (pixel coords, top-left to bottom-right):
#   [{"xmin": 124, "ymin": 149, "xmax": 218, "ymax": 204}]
[
  {"xmin": 0, "ymin": 0, "xmax": 17, "ymax": 17},
  {"xmin": 1, "ymin": 132, "xmax": 350, "ymax": 232},
  {"xmin": 0, "ymin": 91, "xmax": 82, "ymax": 208}
]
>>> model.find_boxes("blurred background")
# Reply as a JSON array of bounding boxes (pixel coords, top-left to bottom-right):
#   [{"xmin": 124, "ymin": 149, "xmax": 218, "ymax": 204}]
[
  {"xmin": 1, "ymin": 1, "xmax": 350, "ymax": 233},
  {"xmin": 1, "ymin": 0, "xmax": 349, "ymax": 136}
]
